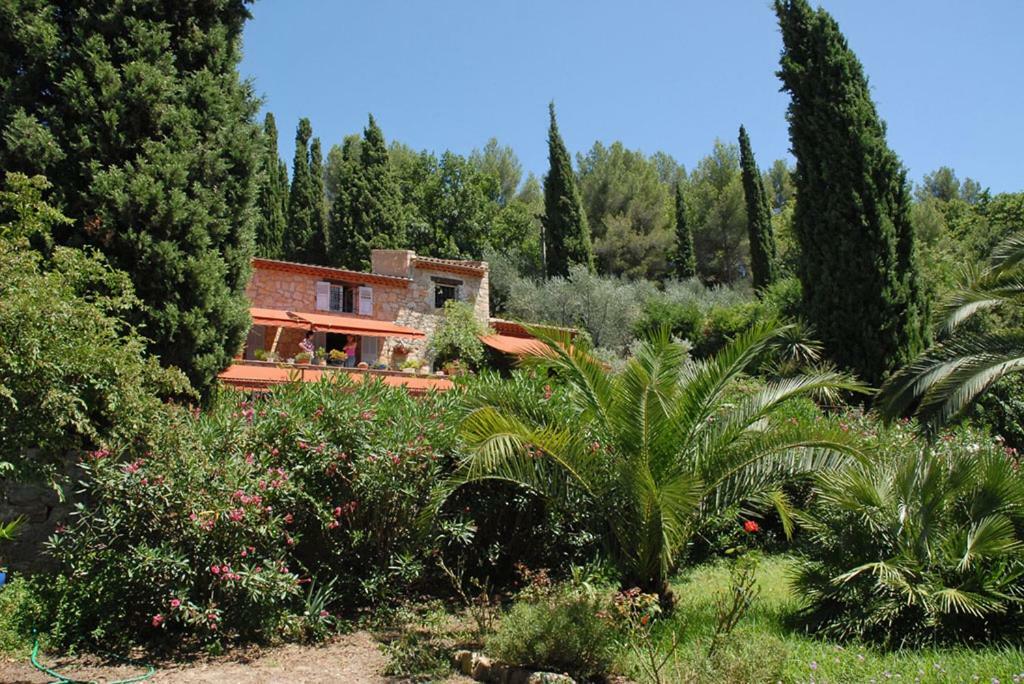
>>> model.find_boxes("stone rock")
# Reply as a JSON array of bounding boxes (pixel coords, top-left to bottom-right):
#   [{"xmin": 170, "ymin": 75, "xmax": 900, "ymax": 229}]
[
  {"xmin": 526, "ymin": 673, "xmax": 575, "ymax": 684},
  {"xmin": 471, "ymin": 653, "xmax": 493, "ymax": 680},
  {"xmin": 453, "ymin": 649, "xmax": 473, "ymax": 675}
]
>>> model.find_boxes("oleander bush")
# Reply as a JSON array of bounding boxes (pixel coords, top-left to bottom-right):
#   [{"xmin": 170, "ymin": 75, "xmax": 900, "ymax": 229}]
[{"xmin": 40, "ymin": 375, "xmax": 463, "ymax": 649}]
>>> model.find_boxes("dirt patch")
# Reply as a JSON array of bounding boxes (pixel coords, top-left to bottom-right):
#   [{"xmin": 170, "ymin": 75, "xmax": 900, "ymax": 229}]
[{"xmin": 0, "ymin": 631, "xmax": 474, "ymax": 683}]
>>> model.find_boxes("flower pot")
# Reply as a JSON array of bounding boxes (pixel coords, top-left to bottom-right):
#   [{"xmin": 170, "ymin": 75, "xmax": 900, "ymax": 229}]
[{"xmin": 402, "ymin": 367, "xmax": 416, "ymax": 374}]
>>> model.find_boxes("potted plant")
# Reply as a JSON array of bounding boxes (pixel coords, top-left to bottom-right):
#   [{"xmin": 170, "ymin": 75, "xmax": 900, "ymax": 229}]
[
  {"xmin": 253, "ymin": 348, "xmax": 268, "ymax": 362},
  {"xmin": 314, "ymin": 347, "xmax": 327, "ymax": 366},
  {"xmin": 294, "ymin": 351, "xmax": 312, "ymax": 365},
  {"xmin": 442, "ymin": 359, "xmax": 466, "ymax": 377},
  {"xmin": 392, "ymin": 342, "xmax": 409, "ymax": 355},
  {"xmin": 328, "ymin": 349, "xmax": 346, "ymax": 366},
  {"xmin": 401, "ymin": 358, "xmax": 419, "ymax": 374},
  {"xmin": 418, "ymin": 362, "xmax": 431, "ymax": 376}
]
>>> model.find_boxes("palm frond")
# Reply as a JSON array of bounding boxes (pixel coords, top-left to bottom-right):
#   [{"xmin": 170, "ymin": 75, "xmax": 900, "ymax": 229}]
[{"xmin": 957, "ymin": 515, "xmax": 1022, "ymax": 572}]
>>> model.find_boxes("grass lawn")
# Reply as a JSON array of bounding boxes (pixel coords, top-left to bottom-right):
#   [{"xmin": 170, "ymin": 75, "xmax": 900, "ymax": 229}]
[{"xmin": 621, "ymin": 556, "xmax": 1024, "ymax": 683}]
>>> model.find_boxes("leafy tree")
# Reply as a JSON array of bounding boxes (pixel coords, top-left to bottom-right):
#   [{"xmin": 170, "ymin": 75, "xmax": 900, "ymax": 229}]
[
  {"xmin": 436, "ymin": 325, "xmax": 864, "ymax": 602},
  {"xmin": 738, "ymin": 125, "xmax": 777, "ymax": 292},
  {"xmin": 328, "ymin": 115, "xmax": 405, "ymax": 270},
  {"xmin": 878, "ymin": 233, "xmax": 1024, "ymax": 430},
  {"xmin": 254, "ymin": 113, "xmax": 289, "ymax": 259},
  {"xmin": 672, "ymin": 181, "xmax": 697, "ymax": 279},
  {"xmin": 542, "ymin": 103, "xmax": 593, "ymax": 277},
  {"xmin": 775, "ymin": 0, "xmax": 929, "ymax": 385},
  {"xmin": 576, "ymin": 141, "xmax": 674, "ymax": 279},
  {"xmin": 764, "ymin": 159, "xmax": 795, "ymax": 213},
  {"xmin": 504, "ymin": 265, "xmax": 657, "ymax": 353},
  {"xmin": 0, "ymin": 0, "xmax": 261, "ymax": 395},
  {"xmin": 0, "ymin": 173, "xmax": 190, "ymax": 482},
  {"xmin": 469, "ymin": 138, "xmax": 522, "ymax": 207},
  {"xmin": 688, "ymin": 141, "xmax": 748, "ymax": 284}
]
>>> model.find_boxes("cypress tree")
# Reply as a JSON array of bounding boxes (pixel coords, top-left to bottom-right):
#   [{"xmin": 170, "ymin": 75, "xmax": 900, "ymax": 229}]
[
  {"xmin": 328, "ymin": 115, "xmax": 405, "ymax": 270},
  {"xmin": 307, "ymin": 136, "xmax": 329, "ymax": 264},
  {"xmin": 542, "ymin": 102, "xmax": 593, "ymax": 277},
  {"xmin": 775, "ymin": 0, "xmax": 928, "ymax": 385},
  {"xmin": 254, "ymin": 113, "xmax": 289, "ymax": 259},
  {"xmin": 673, "ymin": 182, "xmax": 697, "ymax": 279},
  {"xmin": 0, "ymin": 0, "xmax": 260, "ymax": 395},
  {"xmin": 285, "ymin": 118, "xmax": 315, "ymax": 261},
  {"xmin": 738, "ymin": 125, "xmax": 777, "ymax": 292}
]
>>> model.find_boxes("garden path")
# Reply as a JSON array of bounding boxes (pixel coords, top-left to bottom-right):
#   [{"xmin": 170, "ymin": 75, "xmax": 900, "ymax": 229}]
[{"xmin": 0, "ymin": 630, "xmax": 474, "ymax": 683}]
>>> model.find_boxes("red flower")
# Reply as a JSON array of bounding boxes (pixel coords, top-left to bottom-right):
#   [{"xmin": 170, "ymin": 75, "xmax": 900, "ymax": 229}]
[
  {"xmin": 151, "ymin": 614, "xmax": 165, "ymax": 628},
  {"xmin": 742, "ymin": 520, "xmax": 760, "ymax": 534}
]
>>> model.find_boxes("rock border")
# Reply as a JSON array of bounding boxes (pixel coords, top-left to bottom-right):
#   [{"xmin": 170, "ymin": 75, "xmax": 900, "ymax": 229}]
[{"xmin": 452, "ymin": 650, "xmax": 575, "ymax": 684}]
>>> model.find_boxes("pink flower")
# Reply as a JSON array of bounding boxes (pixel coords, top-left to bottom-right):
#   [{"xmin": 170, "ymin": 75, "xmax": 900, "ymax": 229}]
[
  {"xmin": 319, "ymin": 610, "xmax": 330, "ymax": 618},
  {"xmin": 210, "ymin": 564, "xmax": 221, "ymax": 574},
  {"xmin": 189, "ymin": 512, "xmax": 198, "ymax": 521},
  {"xmin": 170, "ymin": 598, "xmax": 181, "ymax": 609},
  {"xmin": 284, "ymin": 513, "xmax": 294, "ymax": 524},
  {"xmin": 152, "ymin": 614, "xmax": 165, "ymax": 628}
]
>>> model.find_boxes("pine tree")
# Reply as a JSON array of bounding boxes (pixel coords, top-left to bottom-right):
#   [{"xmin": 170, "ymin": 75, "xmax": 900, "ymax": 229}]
[
  {"xmin": 738, "ymin": 125, "xmax": 777, "ymax": 292},
  {"xmin": 0, "ymin": 0, "xmax": 260, "ymax": 395},
  {"xmin": 775, "ymin": 0, "xmax": 928, "ymax": 385},
  {"xmin": 673, "ymin": 182, "xmax": 697, "ymax": 279},
  {"xmin": 285, "ymin": 118, "xmax": 315, "ymax": 261},
  {"xmin": 254, "ymin": 113, "xmax": 289, "ymax": 259},
  {"xmin": 328, "ymin": 115, "xmax": 405, "ymax": 270},
  {"xmin": 542, "ymin": 102, "xmax": 593, "ymax": 277}
]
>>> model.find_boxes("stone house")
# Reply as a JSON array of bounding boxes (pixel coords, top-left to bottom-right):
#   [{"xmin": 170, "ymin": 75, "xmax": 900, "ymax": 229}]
[{"xmin": 241, "ymin": 249, "xmax": 489, "ymax": 369}]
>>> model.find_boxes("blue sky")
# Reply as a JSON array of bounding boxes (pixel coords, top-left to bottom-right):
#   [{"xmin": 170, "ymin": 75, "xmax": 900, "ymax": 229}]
[{"xmin": 239, "ymin": 1, "xmax": 1024, "ymax": 193}]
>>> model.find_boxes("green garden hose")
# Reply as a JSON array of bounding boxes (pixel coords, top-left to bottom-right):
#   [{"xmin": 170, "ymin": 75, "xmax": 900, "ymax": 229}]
[{"xmin": 30, "ymin": 636, "xmax": 156, "ymax": 684}]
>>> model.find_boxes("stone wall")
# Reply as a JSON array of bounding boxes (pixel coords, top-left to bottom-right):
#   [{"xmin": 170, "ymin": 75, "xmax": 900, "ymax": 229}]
[{"xmin": 1, "ymin": 454, "xmax": 79, "ymax": 573}]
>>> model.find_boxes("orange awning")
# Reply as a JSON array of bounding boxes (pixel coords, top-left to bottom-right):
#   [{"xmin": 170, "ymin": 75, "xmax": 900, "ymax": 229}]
[
  {"xmin": 290, "ymin": 311, "xmax": 425, "ymax": 339},
  {"xmin": 480, "ymin": 334, "xmax": 549, "ymax": 356},
  {"xmin": 250, "ymin": 307, "xmax": 310, "ymax": 330}
]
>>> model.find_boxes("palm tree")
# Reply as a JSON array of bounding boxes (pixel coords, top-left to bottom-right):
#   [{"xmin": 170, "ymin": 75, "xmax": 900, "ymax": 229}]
[
  {"xmin": 434, "ymin": 324, "xmax": 865, "ymax": 603},
  {"xmin": 793, "ymin": 443, "xmax": 1024, "ymax": 646},
  {"xmin": 878, "ymin": 233, "xmax": 1024, "ymax": 430}
]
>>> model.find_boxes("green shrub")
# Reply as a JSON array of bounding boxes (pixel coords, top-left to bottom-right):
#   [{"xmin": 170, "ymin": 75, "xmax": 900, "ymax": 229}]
[
  {"xmin": 794, "ymin": 426, "xmax": 1024, "ymax": 647},
  {"xmin": 0, "ymin": 578, "xmax": 46, "ymax": 657},
  {"xmin": 634, "ymin": 297, "xmax": 704, "ymax": 342},
  {"xmin": 42, "ymin": 375, "xmax": 462, "ymax": 649},
  {"xmin": 0, "ymin": 176, "xmax": 190, "ymax": 483},
  {"xmin": 428, "ymin": 300, "xmax": 490, "ymax": 369},
  {"xmin": 760, "ymin": 276, "xmax": 803, "ymax": 320},
  {"xmin": 971, "ymin": 373, "xmax": 1024, "ymax": 451},
  {"xmin": 486, "ymin": 586, "xmax": 618, "ymax": 679}
]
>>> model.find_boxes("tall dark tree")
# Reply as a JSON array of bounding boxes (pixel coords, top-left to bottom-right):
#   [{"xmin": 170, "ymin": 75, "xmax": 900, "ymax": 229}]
[
  {"xmin": 307, "ymin": 136, "xmax": 328, "ymax": 264},
  {"xmin": 738, "ymin": 125, "xmax": 777, "ymax": 292},
  {"xmin": 673, "ymin": 182, "xmax": 697, "ymax": 279},
  {"xmin": 0, "ymin": 0, "xmax": 260, "ymax": 395},
  {"xmin": 542, "ymin": 102, "xmax": 593, "ymax": 277},
  {"xmin": 775, "ymin": 0, "xmax": 928, "ymax": 385},
  {"xmin": 254, "ymin": 113, "xmax": 289, "ymax": 259},
  {"xmin": 328, "ymin": 115, "xmax": 405, "ymax": 270},
  {"xmin": 285, "ymin": 118, "xmax": 317, "ymax": 261}
]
